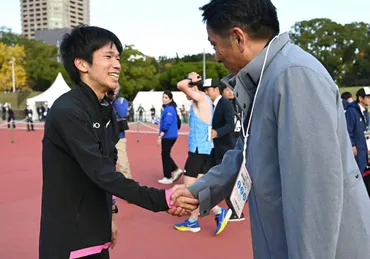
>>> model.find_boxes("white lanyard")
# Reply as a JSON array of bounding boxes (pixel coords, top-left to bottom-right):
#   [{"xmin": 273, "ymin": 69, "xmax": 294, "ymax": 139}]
[{"xmin": 240, "ymin": 35, "xmax": 278, "ymax": 163}]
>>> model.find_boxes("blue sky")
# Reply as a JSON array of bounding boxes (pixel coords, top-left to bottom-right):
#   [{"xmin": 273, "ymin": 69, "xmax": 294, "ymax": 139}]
[{"xmin": 0, "ymin": 0, "xmax": 369, "ymax": 58}]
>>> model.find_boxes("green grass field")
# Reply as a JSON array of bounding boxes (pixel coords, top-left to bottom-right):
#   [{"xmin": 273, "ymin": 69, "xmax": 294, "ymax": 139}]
[
  {"xmin": 0, "ymin": 91, "xmax": 41, "ymax": 109},
  {"xmin": 339, "ymin": 86, "xmax": 368, "ymax": 97}
]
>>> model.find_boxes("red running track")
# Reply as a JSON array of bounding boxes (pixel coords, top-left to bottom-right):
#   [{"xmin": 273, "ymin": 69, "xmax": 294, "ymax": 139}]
[{"xmin": 0, "ymin": 127, "xmax": 253, "ymax": 259}]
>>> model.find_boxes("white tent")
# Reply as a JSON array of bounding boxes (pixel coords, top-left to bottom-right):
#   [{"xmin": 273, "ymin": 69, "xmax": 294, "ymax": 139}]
[
  {"xmin": 27, "ymin": 72, "xmax": 71, "ymax": 120},
  {"xmin": 132, "ymin": 91, "xmax": 192, "ymax": 120}
]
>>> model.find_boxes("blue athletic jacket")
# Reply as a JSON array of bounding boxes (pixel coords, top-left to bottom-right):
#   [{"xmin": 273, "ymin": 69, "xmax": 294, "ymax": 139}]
[{"xmin": 159, "ymin": 104, "xmax": 178, "ymax": 139}]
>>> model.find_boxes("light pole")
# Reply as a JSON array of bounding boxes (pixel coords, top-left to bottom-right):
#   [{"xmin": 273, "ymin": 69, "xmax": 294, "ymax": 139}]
[
  {"xmin": 203, "ymin": 48, "xmax": 206, "ymax": 79},
  {"xmin": 9, "ymin": 57, "xmax": 16, "ymax": 92},
  {"xmin": 56, "ymin": 40, "xmax": 60, "ymax": 63}
]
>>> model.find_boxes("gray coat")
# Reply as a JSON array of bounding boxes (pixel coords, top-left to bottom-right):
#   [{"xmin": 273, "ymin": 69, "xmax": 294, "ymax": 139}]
[{"xmin": 188, "ymin": 32, "xmax": 370, "ymax": 259}]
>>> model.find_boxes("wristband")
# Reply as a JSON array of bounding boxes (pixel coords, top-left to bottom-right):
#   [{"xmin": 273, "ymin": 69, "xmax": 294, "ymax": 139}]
[{"xmin": 165, "ymin": 189, "xmax": 175, "ymax": 209}]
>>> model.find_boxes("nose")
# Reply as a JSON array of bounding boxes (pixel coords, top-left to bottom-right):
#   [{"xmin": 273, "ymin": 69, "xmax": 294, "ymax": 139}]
[
  {"xmin": 113, "ymin": 59, "xmax": 121, "ymax": 70},
  {"xmin": 214, "ymin": 52, "xmax": 222, "ymax": 63}
]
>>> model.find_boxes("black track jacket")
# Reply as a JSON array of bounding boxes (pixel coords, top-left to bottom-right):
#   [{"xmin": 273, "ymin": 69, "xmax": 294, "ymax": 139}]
[{"xmin": 39, "ymin": 82, "xmax": 169, "ymax": 259}]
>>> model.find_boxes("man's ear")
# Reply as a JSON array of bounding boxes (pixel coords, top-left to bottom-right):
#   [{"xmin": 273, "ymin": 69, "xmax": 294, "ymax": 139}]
[
  {"xmin": 74, "ymin": 58, "xmax": 88, "ymax": 73},
  {"xmin": 231, "ymin": 27, "xmax": 246, "ymax": 53}
]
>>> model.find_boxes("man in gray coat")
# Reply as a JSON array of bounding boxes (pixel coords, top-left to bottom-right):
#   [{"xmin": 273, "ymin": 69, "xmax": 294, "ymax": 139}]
[{"xmin": 170, "ymin": 0, "xmax": 370, "ymax": 258}]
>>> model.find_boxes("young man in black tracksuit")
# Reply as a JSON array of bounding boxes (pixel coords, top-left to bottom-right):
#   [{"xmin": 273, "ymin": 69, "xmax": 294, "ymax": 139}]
[{"xmin": 39, "ymin": 26, "xmax": 198, "ymax": 259}]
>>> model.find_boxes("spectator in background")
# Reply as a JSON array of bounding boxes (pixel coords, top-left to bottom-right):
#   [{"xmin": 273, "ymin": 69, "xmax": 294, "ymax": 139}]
[
  {"xmin": 7, "ymin": 105, "xmax": 15, "ymax": 129},
  {"xmin": 345, "ymin": 87, "xmax": 370, "ymax": 175},
  {"xmin": 42, "ymin": 103, "xmax": 49, "ymax": 121},
  {"xmin": 180, "ymin": 104, "xmax": 188, "ymax": 123},
  {"xmin": 150, "ymin": 105, "xmax": 156, "ymax": 121},
  {"xmin": 157, "ymin": 91, "xmax": 183, "ymax": 184},
  {"xmin": 108, "ymin": 86, "xmax": 132, "ymax": 179},
  {"xmin": 25, "ymin": 104, "xmax": 35, "ymax": 131},
  {"xmin": 137, "ymin": 104, "xmax": 144, "ymax": 122},
  {"xmin": 37, "ymin": 105, "xmax": 43, "ymax": 121},
  {"xmin": 1, "ymin": 103, "xmax": 6, "ymax": 121},
  {"xmin": 221, "ymin": 85, "xmax": 242, "ymax": 140},
  {"xmin": 341, "ymin": 91, "xmax": 353, "ymax": 111},
  {"xmin": 128, "ymin": 104, "xmax": 134, "ymax": 122}
]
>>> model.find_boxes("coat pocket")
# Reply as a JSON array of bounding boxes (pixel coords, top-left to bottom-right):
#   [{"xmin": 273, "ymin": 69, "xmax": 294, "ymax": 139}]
[{"xmin": 344, "ymin": 169, "xmax": 362, "ymax": 188}]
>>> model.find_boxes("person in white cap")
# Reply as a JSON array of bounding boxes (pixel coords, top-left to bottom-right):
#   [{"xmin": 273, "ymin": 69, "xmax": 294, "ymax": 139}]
[{"xmin": 345, "ymin": 87, "xmax": 370, "ymax": 175}]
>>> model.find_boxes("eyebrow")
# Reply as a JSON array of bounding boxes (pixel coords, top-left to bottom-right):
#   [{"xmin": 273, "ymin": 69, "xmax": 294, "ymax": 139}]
[{"xmin": 103, "ymin": 50, "xmax": 120, "ymax": 56}]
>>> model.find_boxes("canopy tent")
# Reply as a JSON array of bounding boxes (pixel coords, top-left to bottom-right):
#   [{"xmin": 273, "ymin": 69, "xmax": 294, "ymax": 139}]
[
  {"xmin": 27, "ymin": 72, "xmax": 71, "ymax": 120},
  {"xmin": 131, "ymin": 91, "xmax": 192, "ymax": 121}
]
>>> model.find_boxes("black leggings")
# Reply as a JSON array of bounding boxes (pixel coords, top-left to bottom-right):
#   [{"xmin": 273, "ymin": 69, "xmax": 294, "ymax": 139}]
[{"xmin": 161, "ymin": 138, "xmax": 178, "ymax": 178}]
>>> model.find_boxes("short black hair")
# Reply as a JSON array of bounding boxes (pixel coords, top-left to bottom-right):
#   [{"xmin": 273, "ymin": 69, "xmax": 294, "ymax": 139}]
[
  {"xmin": 60, "ymin": 25, "xmax": 123, "ymax": 84},
  {"xmin": 200, "ymin": 0, "xmax": 280, "ymax": 40},
  {"xmin": 341, "ymin": 91, "xmax": 352, "ymax": 100}
]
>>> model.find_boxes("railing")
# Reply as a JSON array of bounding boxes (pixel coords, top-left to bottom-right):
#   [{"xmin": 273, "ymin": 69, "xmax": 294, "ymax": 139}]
[{"xmin": 127, "ymin": 111, "xmax": 189, "ymax": 124}]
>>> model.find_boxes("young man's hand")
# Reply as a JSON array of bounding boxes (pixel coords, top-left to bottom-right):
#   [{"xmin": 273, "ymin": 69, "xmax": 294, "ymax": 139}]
[{"xmin": 110, "ymin": 213, "xmax": 118, "ymax": 249}]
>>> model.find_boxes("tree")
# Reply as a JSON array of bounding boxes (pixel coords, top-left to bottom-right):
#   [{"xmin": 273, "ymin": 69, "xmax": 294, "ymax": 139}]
[
  {"xmin": 0, "ymin": 28, "xmax": 71, "ymax": 91},
  {"xmin": 158, "ymin": 60, "xmax": 229, "ymax": 91},
  {"xmin": 22, "ymin": 39, "xmax": 67, "ymax": 91},
  {"xmin": 290, "ymin": 19, "xmax": 370, "ymax": 86},
  {"xmin": 290, "ymin": 18, "xmax": 348, "ymax": 83},
  {"xmin": 0, "ymin": 42, "xmax": 28, "ymax": 91},
  {"xmin": 341, "ymin": 22, "xmax": 370, "ymax": 86},
  {"xmin": 119, "ymin": 45, "xmax": 159, "ymax": 100}
]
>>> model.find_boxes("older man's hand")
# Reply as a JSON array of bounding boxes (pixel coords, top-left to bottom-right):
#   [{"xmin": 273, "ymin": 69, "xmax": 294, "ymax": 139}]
[{"xmin": 166, "ymin": 185, "xmax": 198, "ymax": 217}]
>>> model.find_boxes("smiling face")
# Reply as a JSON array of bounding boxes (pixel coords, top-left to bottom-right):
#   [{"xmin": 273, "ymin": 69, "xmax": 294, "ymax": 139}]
[{"xmin": 76, "ymin": 43, "xmax": 121, "ymax": 93}]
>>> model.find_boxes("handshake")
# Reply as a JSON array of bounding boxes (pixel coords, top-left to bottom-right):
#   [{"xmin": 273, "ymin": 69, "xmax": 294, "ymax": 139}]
[{"xmin": 166, "ymin": 185, "xmax": 199, "ymax": 217}]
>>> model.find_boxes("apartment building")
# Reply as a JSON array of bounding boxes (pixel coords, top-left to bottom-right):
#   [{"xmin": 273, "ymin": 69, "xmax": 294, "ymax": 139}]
[{"xmin": 20, "ymin": 0, "xmax": 90, "ymax": 39}]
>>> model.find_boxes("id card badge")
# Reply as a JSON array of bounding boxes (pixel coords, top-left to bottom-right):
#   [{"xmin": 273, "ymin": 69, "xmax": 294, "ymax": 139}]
[{"xmin": 229, "ymin": 161, "xmax": 252, "ymax": 218}]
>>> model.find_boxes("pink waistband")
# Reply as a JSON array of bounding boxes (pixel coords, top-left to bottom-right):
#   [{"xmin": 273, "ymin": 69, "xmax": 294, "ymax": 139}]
[{"xmin": 69, "ymin": 242, "xmax": 111, "ymax": 259}]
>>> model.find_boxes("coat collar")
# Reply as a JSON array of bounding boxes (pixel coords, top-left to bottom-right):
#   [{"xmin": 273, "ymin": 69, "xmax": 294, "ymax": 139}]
[
  {"xmin": 76, "ymin": 81, "xmax": 111, "ymax": 106},
  {"xmin": 220, "ymin": 32, "xmax": 291, "ymax": 114},
  {"xmin": 75, "ymin": 81, "xmax": 112, "ymax": 123}
]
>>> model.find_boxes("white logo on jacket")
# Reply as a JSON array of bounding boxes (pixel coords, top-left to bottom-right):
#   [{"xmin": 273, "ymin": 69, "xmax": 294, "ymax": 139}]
[{"xmin": 93, "ymin": 122, "xmax": 100, "ymax": 129}]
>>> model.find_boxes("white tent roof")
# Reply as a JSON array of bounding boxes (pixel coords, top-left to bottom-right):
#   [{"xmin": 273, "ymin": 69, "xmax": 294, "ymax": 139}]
[{"xmin": 27, "ymin": 72, "xmax": 71, "ymax": 120}]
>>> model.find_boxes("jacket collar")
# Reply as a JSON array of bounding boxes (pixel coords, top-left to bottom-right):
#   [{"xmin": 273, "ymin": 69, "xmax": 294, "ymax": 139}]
[
  {"xmin": 76, "ymin": 81, "xmax": 111, "ymax": 106},
  {"xmin": 220, "ymin": 32, "xmax": 290, "ymax": 113},
  {"xmin": 75, "ymin": 81, "xmax": 112, "ymax": 122}
]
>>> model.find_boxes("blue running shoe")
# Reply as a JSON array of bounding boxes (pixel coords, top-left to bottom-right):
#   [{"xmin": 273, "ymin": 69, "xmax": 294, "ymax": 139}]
[
  {"xmin": 215, "ymin": 208, "xmax": 232, "ymax": 235},
  {"xmin": 175, "ymin": 219, "xmax": 201, "ymax": 232}
]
